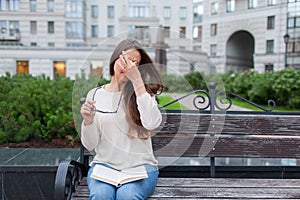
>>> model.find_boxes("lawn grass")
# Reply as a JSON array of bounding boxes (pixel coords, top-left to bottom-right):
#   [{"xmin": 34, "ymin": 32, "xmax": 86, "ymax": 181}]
[
  {"xmin": 228, "ymin": 98, "xmax": 300, "ymax": 112},
  {"xmin": 157, "ymin": 95, "xmax": 189, "ymax": 110}
]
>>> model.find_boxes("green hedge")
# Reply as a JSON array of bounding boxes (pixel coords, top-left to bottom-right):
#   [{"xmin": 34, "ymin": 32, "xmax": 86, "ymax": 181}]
[
  {"xmin": 162, "ymin": 68, "xmax": 300, "ymax": 109},
  {"xmin": 0, "ymin": 68, "xmax": 299, "ymax": 144},
  {"xmin": 0, "ymin": 73, "xmax": 74, "ymax": 143}
]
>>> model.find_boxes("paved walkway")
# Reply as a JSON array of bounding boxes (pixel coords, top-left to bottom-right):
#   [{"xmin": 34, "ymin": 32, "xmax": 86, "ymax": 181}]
[{"xmin": 162, "ymin": 93, "xmax": 251, "ymax": 111}]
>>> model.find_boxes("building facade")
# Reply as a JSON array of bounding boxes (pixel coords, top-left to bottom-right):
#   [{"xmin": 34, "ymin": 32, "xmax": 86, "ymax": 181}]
[
  {"xmin": 193, "ymin": 0, "xmax": 297, "ymax": 73},
  {"xmin": 0, "ymin": 0, "xmax": 212, "ymax": 80},
  {"xmin": 0, "ymin": 0, "xmax": 297, "ymax": 79}
]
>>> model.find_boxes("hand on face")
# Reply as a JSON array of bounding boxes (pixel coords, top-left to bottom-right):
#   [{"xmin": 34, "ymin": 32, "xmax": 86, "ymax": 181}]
[{"xmin": 118, "ymin": 50, "xmax": 142, "ymax": 82}]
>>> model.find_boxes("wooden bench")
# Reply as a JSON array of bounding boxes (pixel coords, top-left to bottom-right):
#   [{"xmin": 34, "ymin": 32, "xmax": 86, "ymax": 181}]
[{"xmin": 54, "ymin": 87, "xmax": 300, "ymax": 200}]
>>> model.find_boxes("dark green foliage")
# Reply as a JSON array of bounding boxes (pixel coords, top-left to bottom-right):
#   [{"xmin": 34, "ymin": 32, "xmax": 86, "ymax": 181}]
[
  {"xmin": 0, "ymin": 73, "xmax": 108, "ymax": 144},
  {"xmin": 272, "ymin": 68, "xmax": 300, "ymax": 109},
  {"xmin": 0, "ymin": 74, "xmax": 74, "ymax": 143},
  {"xmin": 161, "ymin": 73, "xmax": 193, "ymax": 92},
  {"xmin": 184, "ymin": 72, "xmax": 207, "ymax": 91}
]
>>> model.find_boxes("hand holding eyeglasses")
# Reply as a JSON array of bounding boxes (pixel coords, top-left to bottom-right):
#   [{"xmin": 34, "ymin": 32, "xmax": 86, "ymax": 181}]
[{"xmin": 81, "ymin": 99, "xmax": 96, "ymax": 125}]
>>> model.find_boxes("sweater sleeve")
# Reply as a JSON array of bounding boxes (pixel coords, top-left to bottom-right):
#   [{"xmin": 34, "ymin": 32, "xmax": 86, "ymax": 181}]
[
  {"xmin": 136, "ymin": 92, "xmax": 162, "ymax": 130},
  {"xmin": 80, "ymin": 88, "xmax": 101, "ymax": 152}
]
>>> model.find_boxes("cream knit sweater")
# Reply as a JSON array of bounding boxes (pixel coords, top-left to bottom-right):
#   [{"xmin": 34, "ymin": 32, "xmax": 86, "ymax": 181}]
[{"xmin": 81, "ymin": 87, "xmax": 162, "ymax": 170}]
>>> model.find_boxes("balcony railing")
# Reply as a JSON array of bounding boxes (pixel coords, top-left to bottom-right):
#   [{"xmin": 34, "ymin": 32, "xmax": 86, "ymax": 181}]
[{"xmin": 0, "ymin": 30, "xmax": 21, "ymax": 41}]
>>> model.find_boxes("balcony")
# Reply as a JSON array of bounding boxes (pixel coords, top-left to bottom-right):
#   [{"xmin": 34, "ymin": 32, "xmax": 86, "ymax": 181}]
[{"xmin": 0, "ymin": 28, "xmax": 21, "ymax": 42}]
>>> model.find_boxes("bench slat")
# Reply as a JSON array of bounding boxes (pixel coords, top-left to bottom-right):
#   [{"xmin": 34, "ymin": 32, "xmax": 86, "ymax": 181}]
[
  {"xmin": 71, "ymin": 178, "xmax": 300, "ymax": 199},
  {"xmin": 159, "ymin": 113, "xmax": 300, "ymax": 136},
  {"xmin": 152, "ymin": 135, "xmax": 300, "ymax": 158}
]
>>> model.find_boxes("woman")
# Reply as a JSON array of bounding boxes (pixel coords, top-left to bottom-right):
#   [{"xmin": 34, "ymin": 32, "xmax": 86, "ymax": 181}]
[{"xmin": 80, "ymin": 38, "xmax": 164, "ymax": 200}]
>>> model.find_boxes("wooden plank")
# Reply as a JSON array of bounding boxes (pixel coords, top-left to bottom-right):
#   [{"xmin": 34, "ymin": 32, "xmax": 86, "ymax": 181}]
[
  {"xmin": 71, "ymin": 178, "xmax": 300, "ymax": 199},
  {"xmin": 152, "ymin": 135, "xmax": 300, "ymax": 158},
  {"xmin": 156, "ymin": 178, "xmax": 300, "ymax": 188},
  {"xmin": 158, "ymin": 113, "xmax": 300, "ymax": 136},
  {"xmin": 151, "ymin": 187, "xmax": 300, "ymax": 199}
]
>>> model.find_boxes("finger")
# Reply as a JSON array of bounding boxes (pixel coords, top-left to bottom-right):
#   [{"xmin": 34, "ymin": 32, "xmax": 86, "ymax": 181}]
[
  {"xmin": 84, "ymin": 100, "xmax": 95, "ymax": 110},
  {"xmin": 81, "ymin": 107, "xmax": 95, "ymax": 116},
  {"xmin": 122, "ymin": 51, "xmax": 131, "ymax": 66},
  {"xmin": 118, "ymin": 58, "xmax": 125, "ymax": 70},
  {"xmin": 87, "ymin": 100, "xmax": 96, "ymax": 105},
  {"xmin": 120, "ymin": 55, "xmax": 127, "ymax": 65}
]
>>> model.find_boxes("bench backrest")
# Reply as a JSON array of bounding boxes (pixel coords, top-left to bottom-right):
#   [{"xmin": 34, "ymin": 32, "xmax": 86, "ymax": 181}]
[{"xmin": 153, "ymin": 111, "xmax": 300, "ymax": 159}]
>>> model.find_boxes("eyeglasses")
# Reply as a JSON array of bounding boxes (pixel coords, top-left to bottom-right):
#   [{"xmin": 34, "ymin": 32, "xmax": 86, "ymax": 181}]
[{"xmin": 92, "ymin": 87, "xmax": 123, "ymax": 114}]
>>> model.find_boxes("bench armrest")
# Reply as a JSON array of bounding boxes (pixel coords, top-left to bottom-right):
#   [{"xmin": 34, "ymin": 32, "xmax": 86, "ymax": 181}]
[{"xmin": 54, "ymin": 160, "xmax": 85, "ymax": 200}]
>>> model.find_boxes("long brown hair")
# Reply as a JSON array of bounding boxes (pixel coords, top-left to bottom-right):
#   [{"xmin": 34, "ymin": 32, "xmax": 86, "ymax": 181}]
[{"xmin": 109, "ymin": 39, "xmax": 164, "ymax": 139}]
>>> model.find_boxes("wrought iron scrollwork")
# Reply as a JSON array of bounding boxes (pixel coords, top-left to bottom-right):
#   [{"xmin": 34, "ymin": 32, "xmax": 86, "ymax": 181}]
[
  {"xmin": 160, "ymin": 82, "xmax": 276, "ymax": 112},
  {"xmin": 215, "ymin": 90, "xmax": 276, "ymax": 112},
  {"xmin": 160, "ymin": 90, "xmax": 210, "ymax": 111}
]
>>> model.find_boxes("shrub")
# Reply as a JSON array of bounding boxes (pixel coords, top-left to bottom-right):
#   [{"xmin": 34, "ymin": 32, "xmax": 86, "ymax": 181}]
[
  {"xmin": 272, "ymin": 68, "xmax": 300, "ymax": 109},
  {"xmin": 0, "ymin": 74, "xmax": 75, "ymax": 143}
]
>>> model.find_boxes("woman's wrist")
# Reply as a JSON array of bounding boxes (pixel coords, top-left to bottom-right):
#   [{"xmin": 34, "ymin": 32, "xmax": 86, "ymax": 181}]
[
  {"xmin": 132, "ymin": 79, "xmax": 146, "ymax": 96},
  {"xmin": 83, "ymin": 119, "xmax": 93, "ymax": 126}
]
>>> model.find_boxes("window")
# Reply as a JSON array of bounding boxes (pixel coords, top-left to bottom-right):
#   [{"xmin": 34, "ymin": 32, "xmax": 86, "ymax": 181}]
[
  {"xmin": 91, "ymin": 25, "xmax": 98, "ymax": 37},
  {"xmin": 48, "ymin": 42, "xmax": 55, "ymax": 47},
  {"xmin": 267, "ymin": 16, "xmax": 275, "ymax": 29},
  {"xmin": 164, "ymin": 26, "xmax": 170, "ymax": 38},
  {"xmin": 210, "ymin": 44, "xmax": 217, "ymax": 56},
  {"xmin": 211, "ymin": 2, "xmax": 218, "ymax": 15},
  {"xmin": 193, "ymin": 5, "xmax": 203, "ymax": 23},
  {"xmin": 265, "ymin": 64, "xmax": 274, "ymax": 72},
  {"xmin": 266, "ymin": 40, "xmax": 274, "ymax": 54},
  {"xmin": 1, "ymin": 21, "xmax": 7, "ymax": 33},
  {"xmin": 9, "ymin": 21, "xmax": 19, "ymax": 36},
  {"xmin": 0, "ymin": 0, "xmax": 6, "ymax": 11},
  {"xmin": 107, "ymin": 25, "xmax": 114, "ymax": 37},
  {"xmin": 211, "ymin": 24, "xmax": 217, "ymax": 36},
  {"xmin": 128, "ymin": 0, "xmax": 150, "ymax": 3},
  {"xmin": 226, "ymin": 0, "xmax": 235, "ymax": 12},
  {"xmin": 66, "ymin": 22, "xmax": 84, "ymax": 39},
  {"xmin": 17, "ymin": 61, "xmax": 29, "ymax": 75},
  {"xmin": 287, "ymin": 41, "xmax": 300, "ymax": 53},
  {"xmin": 163, "ymin": 7, "xmax": 171, "ymax": 19},
  {"xmin": 9, "ymin": 0, "xmax": 19, "ymax": 11},
  {"xmin": 65, "ymin": 0, "xmax": 83, "ymax": 18},
  {"xmin": 66, "ymin": 43, "xmax": 84, "ymax": 47},
  {"xmin": 248, "ymin": 0, "xmax": 257, "ymax": 9},
  {"xmin": 193, "ymin": 26, "xmax": 202, "ymax": 40},
  {"xmin": 288, "ymin": 18, "xmax": 294, "ymax": 28},
  {"xmin": 179, "ymin": 26, "xmax": 186, "ymax": 38},
  {"xmin": 30, "ymin": 0, "xmax": 36, "ymax": 12},
  {"xmin": 31, "ymin": 42, "xmax": 37, "ymax": 46},
  {"xmin": 179, "ymin": 7, "xmax": 187, "ymax": 19},
  {"xmin": 107, "ymin": 5, "xmax": 114, "ymax": 18},
  {"xmin": 53, "ymin": 61, "xmax": 66, "ymax": 78},
  {"xmin": 267, "ymin": 0, "xmax": 276, "ymax": 6},
  {"xmin": 30, "ymin": 21, "xmax": 37, "ymax": 34},
  {"xmin": 127, "ymin": 25, "xmax": 150, "ymax": 40},
  {"xmin": 48, "ymin": 0, "xmax": 54, "ymax": 12},
  {"xmin": 288, "ymin": 17, "xmax": 300, "ymax": 28},
  {"xmin": 296, "ymin": 41, "xmax": 300, "ymax": 52},
  {"xmin": 91, "ymin": 5, "xmax": 98, "ymax": 18},
  {"xmin": 90, "ymin": 60, "xmax": 103, "ymax": 76},
  {"xmin": 129, "ymin": 6, "xmax": 149, "ymax": 17},
  {"xmin": 48, "ymin": 21, "xmax": 54, "ymax": 34}
]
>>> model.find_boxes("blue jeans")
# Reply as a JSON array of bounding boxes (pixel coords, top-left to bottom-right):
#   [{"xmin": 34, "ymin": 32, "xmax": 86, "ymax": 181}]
[{"xmin": 87, "ymin": 163, "xmax": 158, "ymax": 200}]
